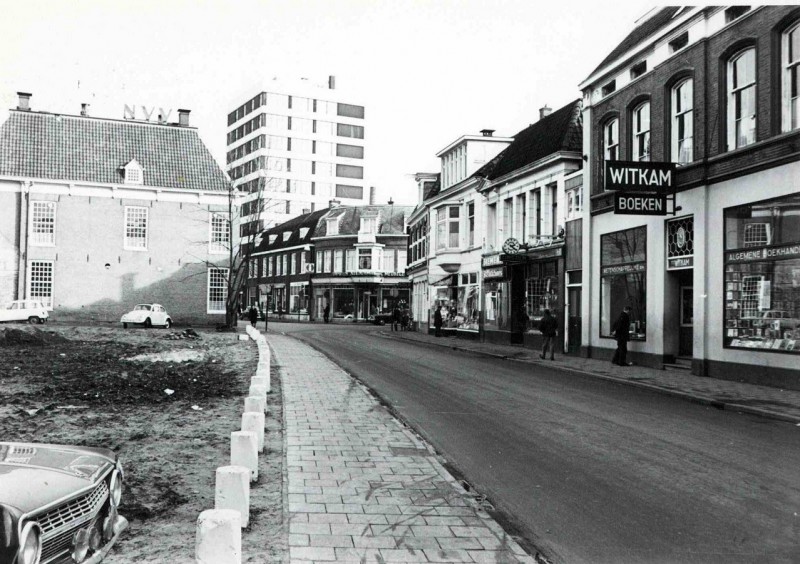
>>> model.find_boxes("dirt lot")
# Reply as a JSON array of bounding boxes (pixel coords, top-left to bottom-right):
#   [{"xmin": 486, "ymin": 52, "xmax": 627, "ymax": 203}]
[{"xmin": 0, "ymin": 323, "xmax": 286, "ymax": 563}]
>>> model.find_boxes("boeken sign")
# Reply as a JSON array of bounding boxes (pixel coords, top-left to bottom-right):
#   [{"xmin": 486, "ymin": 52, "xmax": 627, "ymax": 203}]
[
  {"xmin": 614, "ymin": 193, "xmax": 668, "ymax": 215},
  {"xmin": 605, "ymin": 161, "xmax": 676, "ymax": 193}
]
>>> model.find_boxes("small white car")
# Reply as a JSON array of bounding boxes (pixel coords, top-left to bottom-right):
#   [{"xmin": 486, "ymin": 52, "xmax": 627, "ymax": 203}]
[
  {"xmin": 120, "ymin": 303, "xmax": 172, "ymax": 329},
  {"xmin": 0, "ymin": 300, "xmax": 49, "ymax": 324}
]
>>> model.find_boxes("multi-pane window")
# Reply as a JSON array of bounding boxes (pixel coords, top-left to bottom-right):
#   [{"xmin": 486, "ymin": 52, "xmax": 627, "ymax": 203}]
[
  {"xmin": 728, "ymin": 48, "xmax": 757, "ymax": 150},
  {"xmin": 249, "ymin": 259, "xmax": 257, "ymax": 278},
  {"xmin": 334, "ymin": 250, "xmax": 344, "ymax": 273},
  {"xmin": 783, "ymin": 23, "xmax": 800, "ymax": 132},
  {"xmin": 383, "ymin": 249, "xmax": 396, "ymax": 272},
  {"xmin": 346, "ymin": 249, "xmax": 357, "ymax": 271},
  {"xmin": 358, "ymin": 248, "xmax": 372, "ymax": 270},
  {"xmin": 30, "ymin": 201, "xmax": 56, "ymax": 246},
  {"xmin": 671, "ymin": 79, "xmax": 694, "ymax": 163},
  {"xmin": 467, "ymin": 202, "xmax": 475, "ymax": 248},
  {"xmin": 124, "ymin": 206, "xmax": 148, "ymax": 250},
  {"xmin": 207, "ymin": 268, "xmax": 228, "ymax": 313},
  {"xmin": 436, "ymin": 206, "xmax": 460, "ymax": 250},
  {"xmin": 631, "ymin": 102, "xmax": 650, "ymax": 161},
  {"xmin": 360, "ymin": 217, "xmax": 377, "ymax": 234},
  {"xmin": 210, "ymin": 212, "xmax": 230, "ymax": 254},
  {"xmin": 603, "ymin": 119, "xmax": 619, "ymax": 161},
  {"xmin": 28, "ymin": 260, "xmax": 53, "ymax": 309},
  {"xmin": 566, "ymin": 187, "xmax": 582, "ymax": 220}
]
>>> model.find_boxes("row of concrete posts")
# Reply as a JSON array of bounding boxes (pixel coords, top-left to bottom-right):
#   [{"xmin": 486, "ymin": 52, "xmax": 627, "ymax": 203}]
[{"xmin": 195, "ymin": 324, "xmax": 271, "ymax": 563}]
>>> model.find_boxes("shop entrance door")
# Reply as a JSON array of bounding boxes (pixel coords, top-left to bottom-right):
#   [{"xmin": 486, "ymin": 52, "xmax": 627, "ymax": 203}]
[
  {"xmin": 510, "ymin": 265, "xmax": 526, "ymax": 345},
  {"xmin": 679, "ymin": 286, "xmax": 693, "ymax": 357},
  {"xmin": 567, "ymin": 287, "xmax": 582, "ymax": 354}
]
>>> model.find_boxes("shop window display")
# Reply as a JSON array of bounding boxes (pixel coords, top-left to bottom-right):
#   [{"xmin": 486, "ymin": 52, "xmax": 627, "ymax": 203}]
[
  {"xmin": 483, "ymin": 281, "xmax": 510, "ymax": 331},
  {"xmin": 526, "ymin": 261, "xmax": 559, "ymax": 331},
  {"xmin": 332, "ymin": 288, "xmax": 355, "ymax": 318},
  {"xmin": 600, "ymin": 227, "xmax": 647, "ymax": 340},
  {"xmin": 724, "ymin": 193, "xmax": 800, "ymax": 353},
  {"xmin": 289, "ymin": 285, "xmax": 308, "ymax": 313}
]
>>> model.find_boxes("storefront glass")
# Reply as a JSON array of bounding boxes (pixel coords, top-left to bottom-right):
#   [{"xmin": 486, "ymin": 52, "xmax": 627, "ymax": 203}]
[
  {"xmin": 525, "ymin": 261, "xmax": 559, "ymax": 329},
  {"xmin": 483, "ymin": 280, "xmax": 510, "ymax": 330},
  {"xmin": 332, "ymin": 288, "xmax": 355, "ymax": 317},
  {"xmin": 723, "ymin": 193, "xmax": 800, "ymax": 353},
  {"xmin": 600, "ymin": 226, "xmax": 647, "ymax": 340},
  {"xmin": 289, "ymin": 284, "xmax": 308, "ymax": 313}
]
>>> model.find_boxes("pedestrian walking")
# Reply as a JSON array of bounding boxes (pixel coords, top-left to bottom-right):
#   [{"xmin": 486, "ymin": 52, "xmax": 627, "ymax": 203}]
[
  {"xmin": 323, "ymin": 304, "xmax": 330, "ymax": 323},
  {"xmin": 401, "ymin": 308, "xmax": 409, "ymax": 331},
  {"xmin": 612, "ymin": 305, "xmax": 633, "ymax": 366},
  {"xmin": 248, "ymin": 305, "xmax": 258, "ymax": 328},
  {"xmin": 392, "ymin": 305, "xmax": 401, "ymax": 331},
  {"xmin": 434, "ymin": 305, "xmax": 443, "ymax": 337},
  {"xmin": 538, "ymin": 309, "xmax": 557, "ymax": 360}
]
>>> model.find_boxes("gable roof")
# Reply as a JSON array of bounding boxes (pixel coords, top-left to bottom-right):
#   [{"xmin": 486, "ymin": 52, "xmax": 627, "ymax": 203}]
[
  {"xmin": 588, "ymin": 7, "xmax": 692, "ymax": 79},
  {"xmin": 253, "ymin": 208, "xmax": 329, "ymax": 253},
  {"xmin": 0, "ymin": 110, "xmax": 228, "ymax": 192},
  {"xmin": 315, "ymin": 205, "xmax": 415, "ymax": 237},
  {"xmin": 475, "ymin": 99, "xmax": 582, "ymax": 181}
]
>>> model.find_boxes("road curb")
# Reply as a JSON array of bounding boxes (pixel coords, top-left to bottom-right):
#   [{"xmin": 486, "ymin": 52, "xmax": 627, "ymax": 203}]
[{"xmin": 381, "ymin": 333, "xmax": 800, "ymax": 426}]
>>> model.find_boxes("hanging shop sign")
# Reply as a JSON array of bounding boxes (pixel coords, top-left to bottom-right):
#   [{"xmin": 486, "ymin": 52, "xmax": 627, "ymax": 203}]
[
  {"xmin": 483, "ymin": 267, "xmax": 506, "ymax": 280},
  {"xmin": 605, "ymin": 161, "xmax": 676, "ymax": 193},
  {"xmin": 668, "ymin": 257, "xmax": 694, "ymax": 269},
  {"xmin": 614, "ymin": 193, "xmax": 668, "ymax": 215},
  {"xmin": 482, "ymin": 254, "xmax": 503, "ymax": 268},
  {"xmin": 527, "ymin": 247, "xmax": 563, "ymax": 260}
]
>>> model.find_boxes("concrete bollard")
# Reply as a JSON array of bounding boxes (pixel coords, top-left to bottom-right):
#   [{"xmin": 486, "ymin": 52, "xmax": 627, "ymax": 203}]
[
  {"xmin": 241, "ymin": 411, "xmax": 266, "ymax": 452},
  {"xmin": 195, "ymin": 509, "xmax": 241, "ymax": 563},
  {"xmin": 215, "ymin": 466, "xmax": 250, "ymax": 528},
  {"xmin": 230, "ymin": 431, "xmax": 258, "ymax": 482},
  {"xmin": 249, "ymin": 384, "xmax": 267, "ymax": 400},
  {"xmin": 244, "ymin": 395, "xmax": 266, "ymax": 414}
]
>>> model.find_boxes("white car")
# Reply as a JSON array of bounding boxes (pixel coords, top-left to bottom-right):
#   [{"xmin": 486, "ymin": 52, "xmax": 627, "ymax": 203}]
[
  {"xmin": 120, "ymin": 303, "xmax": 172, "ymax": 329},
  {"xmin": 0, "ymin": 300, "xmax": 49, "ymax": 324}
]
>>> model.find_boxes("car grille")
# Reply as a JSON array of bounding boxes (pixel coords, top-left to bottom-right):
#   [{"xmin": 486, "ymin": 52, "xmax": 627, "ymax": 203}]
[{"xmin": 37, "ymin": 481, "xmax": 109, "ymax": 563}]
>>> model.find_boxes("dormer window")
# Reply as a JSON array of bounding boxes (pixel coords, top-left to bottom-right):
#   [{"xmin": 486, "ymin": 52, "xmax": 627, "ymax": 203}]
[
  {"xmin": 630, "ymin": 61, "xmax": 647, "ymax": 80},
  {"xmin": 121, "ymin": 159, "xmax": 144, "ymax": 185},
  {"xmin": 283, "ymin": 231, "xmax": 293, "ymax": 241},
  {"xmin": 326, "ymin": 216, "xmax": 341, "ymax": 235},
  {"xmin": 299, "ymin": 227, "xmax": 310, "ymax": 238},
  {"xmin": 669, "ymin": 32, "xmax": 689, "ymax": 53},
  {"xmin": 360, "ymin": 217, "xmax": 378, "ymax": 234},
  {"xmin": 269, "ymin": 234, "xmax": 278, "ymax": 244}
]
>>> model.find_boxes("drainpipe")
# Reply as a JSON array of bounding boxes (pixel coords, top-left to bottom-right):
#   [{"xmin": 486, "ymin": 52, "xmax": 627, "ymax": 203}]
[{"xmin": 17, "ymin": 181, "xmax": 31, "ymax": 299}]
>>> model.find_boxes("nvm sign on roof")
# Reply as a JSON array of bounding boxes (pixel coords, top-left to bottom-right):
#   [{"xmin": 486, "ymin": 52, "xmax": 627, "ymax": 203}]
[{"xmin": 605, "ymin": 161, "xmax": 676, "ymax": 193}]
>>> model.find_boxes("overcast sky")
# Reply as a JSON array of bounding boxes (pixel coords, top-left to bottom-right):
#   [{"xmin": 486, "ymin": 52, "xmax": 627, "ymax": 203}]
[{"xmin": 1, "ymin": 0, "xmax": 660, "ymax": 205}]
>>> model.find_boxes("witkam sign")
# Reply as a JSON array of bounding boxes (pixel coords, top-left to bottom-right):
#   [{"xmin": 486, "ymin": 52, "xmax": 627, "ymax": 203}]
[{"xmin": 605, "ymin": 161, "xmax": 676, "ymax": 193}]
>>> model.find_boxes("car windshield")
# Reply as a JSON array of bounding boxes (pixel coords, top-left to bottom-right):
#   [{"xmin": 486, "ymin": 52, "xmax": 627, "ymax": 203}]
[{"xmin": 133, "ymin": 305, "xmax": 152, "ymax": 311}]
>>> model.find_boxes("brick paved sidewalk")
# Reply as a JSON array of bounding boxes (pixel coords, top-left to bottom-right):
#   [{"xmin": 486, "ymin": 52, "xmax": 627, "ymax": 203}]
[
  {"xmin": 382, "ymin": 330, "xmax": 800, "ymax": 424},
  {"xmin": 268, "ymin": 333, "xmax": 539, "ymax": 564}
]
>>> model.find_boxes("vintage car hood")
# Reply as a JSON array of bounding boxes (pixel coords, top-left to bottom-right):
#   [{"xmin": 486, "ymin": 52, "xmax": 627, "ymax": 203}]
[{"xmin": 0, "ymin": 443, "xmax": 115, "ymax": 514}]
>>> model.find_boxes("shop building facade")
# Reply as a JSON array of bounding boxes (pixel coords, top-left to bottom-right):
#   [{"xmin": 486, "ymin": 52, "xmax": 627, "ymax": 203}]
[
  {"xmin": 475, "ymin": 101, "xmax": 583, "ymax": 350},
  {"xmin": 311, "ymin": 203, "xmax": 413, "ymax": 322},
  {"xmin": 0, "ymin": 93, "xmax": 232, "ymax": 325},
  {"xmin": 407, "ymin": 173, "xmax": 438, "ymax": 332},
  {"xmin": 580, "ymin": 6, "xmax": 800, "ymax": 389}
]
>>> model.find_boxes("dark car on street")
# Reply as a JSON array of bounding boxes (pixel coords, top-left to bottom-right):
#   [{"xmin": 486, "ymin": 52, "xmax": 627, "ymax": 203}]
[{"xmin": 0, "ymin": 442, "xmax": 127, "ymax": 564}]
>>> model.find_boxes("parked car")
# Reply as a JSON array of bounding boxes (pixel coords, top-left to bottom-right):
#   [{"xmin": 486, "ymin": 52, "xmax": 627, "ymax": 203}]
[
  {"xmin": 0, "ymin": 300, "xmax": 49, "ymax": 324},
  {"xmin": 0, "ymin": 441, "xmax": 127, "ymax": 564},
  {"xmin": 369, "ymin": 312, "xmax": 394, "ymax": 326},
  {"xmin": 120, "ymin": 304, "xmax": 172, "ymax": 329}
]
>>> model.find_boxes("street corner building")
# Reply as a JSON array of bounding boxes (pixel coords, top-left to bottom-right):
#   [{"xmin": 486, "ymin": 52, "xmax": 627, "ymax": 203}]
[
  {"xmin": 245, "ymin": 201, "xmax": 413, "ymax": 322},
  {"xmin": 0, "ymin": 93, "xmax": 232, "ymax": 325},
  {"xmin": 579, "ymin": 6, "xmax": 800, "ymax": 389}
]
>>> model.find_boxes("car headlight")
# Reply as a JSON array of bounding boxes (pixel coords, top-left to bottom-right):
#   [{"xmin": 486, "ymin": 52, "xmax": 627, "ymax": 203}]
[
  {"xmin": 18, "ymin": 522, "xmax": 42, "ymax": 564},
  {"xmin": 109, "ymin": 468, "xmax": 123, "ymax": 507}
]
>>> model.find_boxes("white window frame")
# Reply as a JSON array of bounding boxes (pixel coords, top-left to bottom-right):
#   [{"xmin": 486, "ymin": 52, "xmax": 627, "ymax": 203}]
[
  {"xmin": 334, "ymin": 249, "xmax": 344, "ymax": 273},
  {"xmin": 124, "ymin": 206, "xmax": 148, "ymax": 251},
  {"xmin": 27, "ymin": 260, "xmax": 54, "ymax": 310},
  {"xmin": 782, "ymin": 22, "xmax": 800, "ymax": 132},
  {"xmin": 360, "ymin": 217, "xmax": 377, "ymax": 234},
  {"xmin": 467, "ymin": 201, "xmax": 475, "ymax": 248},
  {"xmin": 327, "ymin": 217, "xmax": 340, "ymax": 235},
  {"xmin": 383, "ymin": 249, "xmax": 396, "ymax": 273},
  {"xmin": 603, "ymin": 118, "xmax": 619, "ymax": 162},
  {"xmin": 358, "ymin": 247, "xmax": 373, "ymax": 270},
  {"xmin": 566, "ymin": 187, "xmax": 582, "ymax": 220},
  {"xmin": 727, "ymin": 48, "xmax": 757, "ymax": 150},
  {"xmin": 207, "ymin": 268, "xmax": 228, "ymax": 314},
  {"xmin": 209, "ymin": 212, "xmax": 230, "ymax": 254},
  {"xmin": 671, "ymin": 79, "xmax": 694, "ymax": 164},
  {"xmin": 632, "ymin": 102, "xmax": 651, "ymax": 162},
  {"xmin": 30, "ymin": 201, "xmax": 56, "ymax": 246}
]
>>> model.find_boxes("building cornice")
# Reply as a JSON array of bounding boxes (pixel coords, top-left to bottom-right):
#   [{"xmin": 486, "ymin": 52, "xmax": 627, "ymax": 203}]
[{"xmin": 480, "ymin": 152, "xmax": 582, "ymax": 193}]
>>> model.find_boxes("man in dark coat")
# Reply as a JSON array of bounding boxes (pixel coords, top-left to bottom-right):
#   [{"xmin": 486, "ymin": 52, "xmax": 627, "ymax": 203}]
[
  {"xmin": 248, "ymin": 305, "xmax": 258, "ymax": 328},
  {"xmin": 392, "ymin": 305, "xmax": 401, "ymax": 331},
  {"xmin": 433, "ymin": 305, "xmax": 443, "ymax": 337},
  {"xmin": 323, "ymin": 304, "xmax": 330, "ymax": 323},
  {"xmin": 612, "ymin": 305, "xmax": 633, "ymax": 366},
  {"xmin": 538, "ymin": 309, "xmax": 558, "ymax": 360}
]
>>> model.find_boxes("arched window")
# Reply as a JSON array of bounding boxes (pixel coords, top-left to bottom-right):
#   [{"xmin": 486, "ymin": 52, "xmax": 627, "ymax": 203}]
[
  {"xmin": 603, "ymin": 118, "xmax": 619, "ymax": 161},
  {"xmin": 631, "ymin": 102, "xmax": 651, "ymax": 161},
  {"xmin": 727, "ymin": 48, "xmax": 756, "ymax": 150},
  {"xmin": 782, "ymin": 22, "xmax": 800, "ymax": 132},
  {"xmin": 671, "ymin": 79, "xmax": 694, "ymax": 163}
]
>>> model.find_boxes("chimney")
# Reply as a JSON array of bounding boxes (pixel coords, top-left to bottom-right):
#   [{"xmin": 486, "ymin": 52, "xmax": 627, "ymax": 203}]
[
  {"xmin": 16, "ymin": 92, "xmax": 31, "ymax": 111},
  {"xmin": 81, "ymin": 103, "xmax": 89, "ymax": 117},
  {"xmin": 178, "ymin": 109, "xmax": 191, "ymax": 126},
  {"xmin": 369, "ymin": 186, "xmax": 376, "ymax": 205},
  {"xmin": 328, "ymin": 75, "xmax": 336, "ymax": 90},
  {"xmin": 329, "ymin": 199, "xmax": 341, "ymax": 208},
  {"xmin": 539, "ymin": 105, "xmax": 552, "ymax": 120},
  {"xmin": 480, "ymin": 129, "xmax": 494, "ymax": 137}
]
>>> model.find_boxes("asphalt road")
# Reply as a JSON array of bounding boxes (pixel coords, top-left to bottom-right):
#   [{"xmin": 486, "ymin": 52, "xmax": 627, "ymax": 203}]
[{"xmin": 274, "ymin": 322, "xmax": 800, "ymax": 564}]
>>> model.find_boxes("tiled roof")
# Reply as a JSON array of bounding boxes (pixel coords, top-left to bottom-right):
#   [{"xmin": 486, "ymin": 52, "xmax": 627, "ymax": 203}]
[
  {"xmin": 423, "ymin": 175, "xmax": 441, "ymax": 201},
  {"xmin": 475, "ymin": 100, "xmax": 582, "ymax": 181},
  {"xmin": 315, "ymin": 205, "xmax": 415, "ymax": 237},
  {"xmin": 0, "ymin": 110, "xmax": 228, "ymax": 192},
  {"xmin": 253, "ymin": 208, "xmax": 329, "ymax": 252},
  {"xmin": 587, "ymin": 7, "xmax": 691, "ymax": 78}
]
